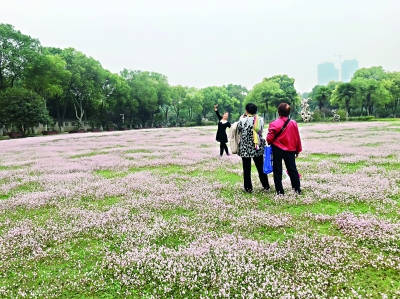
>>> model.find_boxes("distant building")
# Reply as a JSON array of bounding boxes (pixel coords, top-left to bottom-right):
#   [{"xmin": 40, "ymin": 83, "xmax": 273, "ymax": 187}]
[
  {"xmin": 318, "ymin": 62, "xmax": 339, "ymax": 85},
  {"xmin": 341, "ymin": 59, "xmax": 359, "ymax": 82}
]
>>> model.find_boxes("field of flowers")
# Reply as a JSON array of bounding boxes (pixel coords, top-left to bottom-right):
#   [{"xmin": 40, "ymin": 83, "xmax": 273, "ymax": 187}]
[{"xmin": 0, "ymin": 121, "xmax": 400, "ymax": 298}]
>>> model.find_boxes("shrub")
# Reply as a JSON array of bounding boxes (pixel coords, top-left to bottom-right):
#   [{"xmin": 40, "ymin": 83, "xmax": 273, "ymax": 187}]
[
  {"xmin": 348, "ymin": 116, "xmax": 375, "ymax": 121},
  {"xmin": 336, "ymin": 109, "xmax": 347, "ymax": 120}
]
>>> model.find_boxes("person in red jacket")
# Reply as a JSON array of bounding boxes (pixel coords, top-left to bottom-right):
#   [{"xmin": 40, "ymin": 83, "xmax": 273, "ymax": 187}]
[{"xmin": 267, "ymin": 103, "xmax": 302, "ymax": 195}]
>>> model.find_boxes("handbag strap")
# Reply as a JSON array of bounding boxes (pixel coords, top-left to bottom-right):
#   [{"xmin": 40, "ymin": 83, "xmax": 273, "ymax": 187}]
[{"xmin": 272, "ymin": 118, "xmax": 291, "ymax": 143}]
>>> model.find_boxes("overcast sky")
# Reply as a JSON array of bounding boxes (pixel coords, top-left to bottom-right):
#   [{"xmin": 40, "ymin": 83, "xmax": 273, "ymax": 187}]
[{"xmin": 2, "ymin": 0, "xmax": 399, "ymax": 92}]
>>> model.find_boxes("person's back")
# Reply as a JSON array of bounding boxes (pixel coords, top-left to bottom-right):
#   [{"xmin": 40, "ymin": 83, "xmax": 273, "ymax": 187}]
[
  {"xmin": 238, "ymin": 115, "xmax": 265, "ymax": 158},
  {"xmin": 267, "ymin": 103, "xmax": 302, "ymax": 195},
  {"xmin": 267, "ymin": 117, "xmax": 302, "ymax": 154},
  {"xmin": 237, "ymin": 103, "xmax": 270, "ymax": 193}
]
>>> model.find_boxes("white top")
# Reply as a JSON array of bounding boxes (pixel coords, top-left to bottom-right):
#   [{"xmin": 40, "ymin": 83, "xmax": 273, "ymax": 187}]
[{"xmin": 220, "ymin": 120, "xmax": 228, "ymax": 124}]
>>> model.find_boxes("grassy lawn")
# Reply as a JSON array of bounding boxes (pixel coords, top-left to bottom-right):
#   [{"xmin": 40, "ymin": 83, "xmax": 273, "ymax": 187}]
[{"xmin": 0, "ymin": 120, "xmax": 399, "ymax": 298}]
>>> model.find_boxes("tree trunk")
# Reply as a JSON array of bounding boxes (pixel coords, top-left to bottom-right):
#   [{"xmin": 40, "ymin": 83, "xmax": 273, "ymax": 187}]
[
  {"xmin": 366, "ymin": 92, "xmax": 371, "ymax": 116},
  {"xmin": 393, "ymin": 98, "xmax": 399, "ymax": 118}
]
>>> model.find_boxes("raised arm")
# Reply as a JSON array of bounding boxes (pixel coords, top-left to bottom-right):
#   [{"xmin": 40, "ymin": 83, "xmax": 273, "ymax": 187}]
[{"xmin": 214, "ymin": 104, "xmax": 222, "ymax": 120}]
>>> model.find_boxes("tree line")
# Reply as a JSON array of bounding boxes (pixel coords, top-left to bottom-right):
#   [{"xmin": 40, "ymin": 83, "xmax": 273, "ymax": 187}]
[
  {"xmin": 305, "ymin": 66, "xmax": 400, "ymax": 120},
  {"xmin": 1, "ymin": 23, "xmax": 399, "ymax": 135}
]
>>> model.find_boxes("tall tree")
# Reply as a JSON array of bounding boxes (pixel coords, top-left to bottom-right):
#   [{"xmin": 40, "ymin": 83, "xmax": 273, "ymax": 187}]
[
  {"xmin": 352, "ymin": 67, "xmax": 390, "ymax": 116},
  {"xmin": 264, "ymin": 75, "xmax": 300, "ymax": 107},
  {"xmin": 121, "ymin": 70, "xmax": 158, "ymax": 127},
  {"xmin": 171, "ymin": 85, "xmax": 187, "ymax": 124},
  {"xmin": 0, "ymin": 87, "xmax": 49, "ymax": 135},
  {"xmin": 98, "ymin": 70, "xmax": 130, "ymax": 128},
  {"xmin": 331, "ymin": 82, "xmax": 357, "ymax": 118},
  {"xmin": 385, "ymin": 72, "xmax": 400, "ymax": 117},
  {"xmin": 0, "ymin": 24, "xmax": 41, "ymax": 90},
  {"xmin": 245, "ymin": 80, "xmax": 284, "ymax": 120},
  {"xmin": 182, "ymin": 87, "xmax": 203, "ymax": 121},
  {"xmin": 314, "ymin": 86, "xmax": 331, "ymax": 110}
]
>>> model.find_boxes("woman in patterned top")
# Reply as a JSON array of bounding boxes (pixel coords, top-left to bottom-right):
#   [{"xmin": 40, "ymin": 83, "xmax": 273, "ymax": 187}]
[
  {"xmin": 238, "ymin": 103, "xmax": 270, "ymax": 193},
  {"xmin": 214, "ymin": 104, "xmax": 231, "ymax": 157}
]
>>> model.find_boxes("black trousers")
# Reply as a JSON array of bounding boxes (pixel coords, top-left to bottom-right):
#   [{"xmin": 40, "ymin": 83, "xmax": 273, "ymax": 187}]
[
  {"xmin": 242, "ymin": 155, "xmax": 270, "ymax": 192},
  {"xmin": 220, "ymin": 143, "xmax": 229, "ymax": 156},
  {"xmin": 272, "ymin": 145, "xmax": 301, "ymax": 195}
]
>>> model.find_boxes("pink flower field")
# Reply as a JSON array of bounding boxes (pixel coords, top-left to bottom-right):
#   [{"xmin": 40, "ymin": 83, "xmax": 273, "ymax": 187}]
[{"xmin": 0, "ymin": 122, "xmax": 400, "ymax": 298}]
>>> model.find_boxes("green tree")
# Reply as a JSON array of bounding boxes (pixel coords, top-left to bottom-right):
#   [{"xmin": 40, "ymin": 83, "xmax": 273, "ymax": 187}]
[
  {"xmin": 182, "ymin": 87, "xmax": 203, "ymax": 121},
  {"xmin": 0, "ymin": 87, "xmax": 49, "ymax": 135},
  {"xmin": 121, "ymin": 70, "xmax": 158, "ymax": 127},
  {"xmin": 225, "ymin": 84, "xmax": 248, "ymax": 116},
  {"xmin": 171, "ymin": 85, "xmax": 187, "ymax": 124},
  {"xmin": 98, "ymin": 70, "xmax": 130, "ymax": 128},
  {"xmin": 0, "ymin": 23, "xmax": 41, "ymax": 90},
  {"xmin": 245, "ymin": 80, "xmax": 284, "ymax": 121},
  {"xmin": 24, "ymin": 54, "xmax": 71, "ymax": 112},
  {"xmin": 331, "ymin": 82, "xmax": 357, "ymax": 118},
  {"xmin": 385, "ymin": 72, "xmax": 400, "ymax": 117},
  {"xmin": 314, "ymin": 86, "xmax": 331, "ymax": 111},
  {"xmin": 263, "ymin": 74, "xmax": 300, "ymax": 108},
  {"xmin": 352, "ymin": 67, "xmax": 390, "ymax": 116}
]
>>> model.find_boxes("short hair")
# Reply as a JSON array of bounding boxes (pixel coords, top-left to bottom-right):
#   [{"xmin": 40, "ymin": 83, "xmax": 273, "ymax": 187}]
[
  {"xmin": 278, "ymin": 103, "xmax": 291, "ymax": 117},
  {"xmin": 245, "ymin": 103, "xmax": 258, "ymax": 115}
]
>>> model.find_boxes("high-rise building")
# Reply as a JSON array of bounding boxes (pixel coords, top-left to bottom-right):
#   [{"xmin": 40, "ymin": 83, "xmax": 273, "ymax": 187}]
[
  {"xmin": 318, "ymin": 62, "xmax": 339, "ymax": 86},
  {"xmin": 341, "ymin": 59, "xmax": 359, "ymax": 82}
]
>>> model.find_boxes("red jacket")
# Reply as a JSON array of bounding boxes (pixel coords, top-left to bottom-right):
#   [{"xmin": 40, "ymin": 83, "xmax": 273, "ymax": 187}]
[{"xmin": 267, "ymin": 117, "xmax": 302, "ymax": 153}]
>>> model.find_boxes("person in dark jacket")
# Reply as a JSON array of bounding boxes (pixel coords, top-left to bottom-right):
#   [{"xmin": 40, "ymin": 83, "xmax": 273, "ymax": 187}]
[
  {"xmin": 214, "ymin": 104, "xmax": 231, "ymax": 156},
  {"xmin": 267, "ymin": 103, "xmax": 302, "ymax": 195}
]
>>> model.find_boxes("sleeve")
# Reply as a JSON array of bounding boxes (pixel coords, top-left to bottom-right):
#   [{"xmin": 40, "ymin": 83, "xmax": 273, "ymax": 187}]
[
  {"xmin": 266, "ymin": 122, "xmax": 276, "ymax": 145},
  {"xmin": 295, "ymin": 123, "xmax": 302, "ymax": 153},
  {"xmin": 227, "ymin": 122, "xmax": 231, "ymax": 128},
  {"xmin": 215, "ymin": 110, "xmax": 222, "ymax": 121},
  {"xmin": 238, "ymin": 119, "xmax": 243, "ymax": 132}
]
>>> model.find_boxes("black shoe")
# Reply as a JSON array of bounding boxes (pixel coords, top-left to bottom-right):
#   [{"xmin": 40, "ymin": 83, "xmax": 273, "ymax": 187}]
[{"xmin": 243, "ymin": 188, "xmax": 253, "ymax": 193}]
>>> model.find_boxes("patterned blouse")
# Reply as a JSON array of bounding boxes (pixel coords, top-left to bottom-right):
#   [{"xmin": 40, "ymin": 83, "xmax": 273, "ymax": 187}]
[{"xmin": 237, "ymin": 116, "xmax": 266, "ymax": 158}]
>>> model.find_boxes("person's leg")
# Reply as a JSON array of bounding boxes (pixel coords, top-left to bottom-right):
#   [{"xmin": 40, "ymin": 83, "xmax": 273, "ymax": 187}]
[
  {"xmin": 272, "ymin": 145, "xmax": 284, "ymax": 195},
  {"xmin": 242, "ymin": 157, "xmax": 253, "ymax": 192},
  {"xmin": 283, "ymin": 151, "xmax": 301, "ymax": 194},
  {"xmin": 253, "ymin": 155, "xmax": 270, "ymax": 190},
  {"xmin": 219, "ymin": 142, "xmax": 224, "ymax": 156},
  {"xmin": 223, "ymin": 143, "xmax": 229, "ymax": 155}
]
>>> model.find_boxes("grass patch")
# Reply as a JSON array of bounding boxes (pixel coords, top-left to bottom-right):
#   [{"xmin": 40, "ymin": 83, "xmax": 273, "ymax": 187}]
[
  {"xmin": 95, "ymin": 169, "xmax": 126, "ymax": 178},
  {"xmin": 338, "ymin": 267, "xmax": 400, "ymax": 297},
  {"xmin": 250, "ymin": 227, "xmax": 296, "ymax": 243},
  {"xmin": 80, "ymin": 196, "xmax": 123, "ymax": 209},
  {"xmin": 125, "ymin": 149, "xmax": 153, "ymax": 154},
  {"xmin": 70, "ymin": 151, "xmax": 106, "ymax": 159},
  {"xmin": 269, "ymin": 200, "xmax": 376, "ymax": 216},
  {"xmin": 302, "ymin": 153, "xmax": 342, "ymax": 160},
  {"xmin": 342, "ymin": 161, "xmax": 369, "ymax": 172},
  {"xmin": 160, "ymin": 207, "xmax": 195, "ymax": 220}
]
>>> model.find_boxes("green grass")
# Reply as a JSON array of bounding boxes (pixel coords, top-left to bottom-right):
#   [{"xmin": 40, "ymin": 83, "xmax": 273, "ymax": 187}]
[{"xmin": 70, "ymin": 151, "xmax": 106, "ymax": 159}]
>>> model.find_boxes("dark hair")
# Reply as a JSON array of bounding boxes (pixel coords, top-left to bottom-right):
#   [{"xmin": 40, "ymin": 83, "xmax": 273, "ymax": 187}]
[
  {"xmin": 223, "ymin": 111, "xmax": 229, "ymax": 115},
  {"xmin": 245, "ymin": 103, "xmax": 258, "ymax": 115},
  {"xmin": 278, "ymin": 103, "xmax": 291, "ymax": 117}
]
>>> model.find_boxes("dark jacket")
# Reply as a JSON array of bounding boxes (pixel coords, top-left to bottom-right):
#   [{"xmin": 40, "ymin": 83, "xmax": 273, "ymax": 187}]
[{"xmin": 215, "ymin": 110, "xmax": 231, "ymax": 143}]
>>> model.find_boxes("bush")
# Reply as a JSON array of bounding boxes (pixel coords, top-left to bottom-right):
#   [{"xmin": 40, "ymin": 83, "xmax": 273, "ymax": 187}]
[
  {"xmin": 348, "ymin": 116, "xmax": 375, "ymax": 121},
  {"xmin": 336, "ymin": 109, "xmax": 347, "ymax": 120},
  {"xmin": 186, "ymin": 122, "xmax": 197, "ymax": 127},
  {"xmin": 202, "ymin": 121, "xmax": 216, "ymax": 126},
  {"xmin": 312, "ymin": 110, "xmax": 323, "ymax": 122}
]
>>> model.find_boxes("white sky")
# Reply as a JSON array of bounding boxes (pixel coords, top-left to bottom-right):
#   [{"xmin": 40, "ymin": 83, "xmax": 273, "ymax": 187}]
[{"xmin": 1, "ymin": 0, "xmax": 399, "ymax": 92}]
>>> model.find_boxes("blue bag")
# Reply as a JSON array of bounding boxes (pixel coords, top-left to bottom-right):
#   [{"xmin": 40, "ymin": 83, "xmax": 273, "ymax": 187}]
[{"xmin": 263, "ymin": 146, "xmax": 273, "ymax": 174}]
